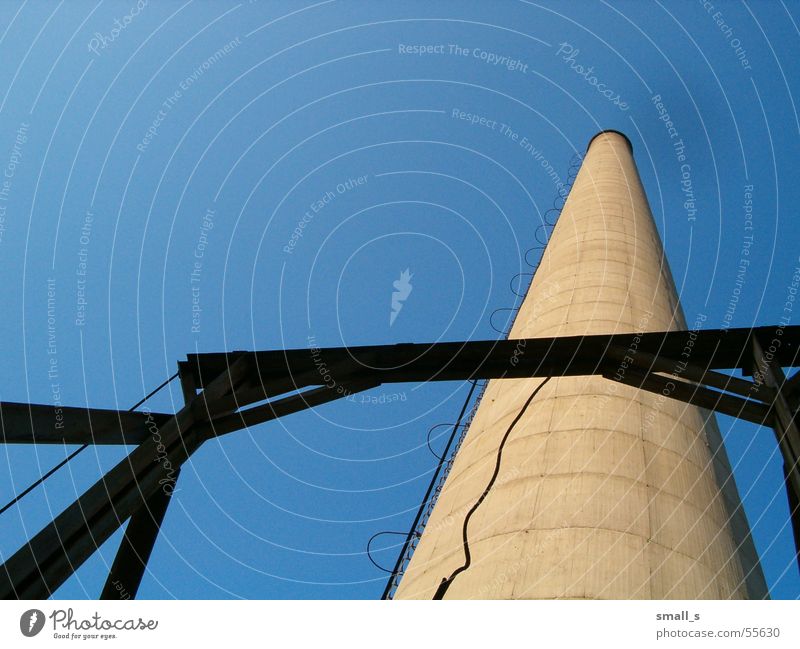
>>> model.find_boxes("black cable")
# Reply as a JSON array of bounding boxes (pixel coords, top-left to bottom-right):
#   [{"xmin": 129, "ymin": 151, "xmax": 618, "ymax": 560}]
[
  {"xmin": 0, "ymin": 371, "xmax": 179, "ymax": 517},
  {"xmin": 534, "ymin": 223, "xmax": 553, "ymax": 246},
  {"xmin": 366, "ymin": 531, "xmax": 412, "ymax": 573},
  {"xmin": 0, "ymin": 445, "xmax": 87, "ymax": 517},
  {"xmin": 544, "ymin": 208, "xmax": 560, "ymax": 226},
  {"xmin": 509, "ymin": 273, "xmax": 533, "ymax": 298},
  {"xmin": 489, "ymin": 307, "xmax": 519, "ymax": 335},
  {"xmin": 426, "ymin": 422, "xmax": 466, "ymax": 460},
  {"xmin": 380, "ymin": 379, "xmax": 479, "ymax": 599},
  {"xmin": 424, "ymin": 157, "xmax": 578, "ymax": 598},
  {"xmin": 127, "ymin": 373, "xmax": 181, "ymax": 412},
  {"xmin": 432, "ymin": 376, "xmax": 551, "ymax": 600},
  {"xmin": 524, "ymin": 245, "xmax": 546, "ymax": 268},
  {"xmin": 492, "ymin": 159, "xmax": 578, "ymax": 338}
]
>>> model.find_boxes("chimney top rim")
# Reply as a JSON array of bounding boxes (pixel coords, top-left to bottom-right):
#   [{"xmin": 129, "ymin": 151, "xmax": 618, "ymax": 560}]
[{"xmin": 587, "ymin": 130, "xmax": 633, "ymax": 153}]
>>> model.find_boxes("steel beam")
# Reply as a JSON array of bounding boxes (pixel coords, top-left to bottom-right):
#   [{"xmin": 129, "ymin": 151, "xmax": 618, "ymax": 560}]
[
  {"xmin": 98, "ymin": 370, "xmax": 197, "ymax": 600},
  {"xmin": 604, "ymin": 344, "xmax": 773, "ymax": 401},
  {"xmin": 183, "ymin": 326, "xmax": 800, "ymax": 392},
  {"xmin": 1, "ymin": 363, "xmax": 375, "ymax": 599},
  {"xmin": 604, "ymin": 366, "xmax": 772, "ymax": 425},
  {"xmin": 786, "ymin": 370, "xmax": 800, "ymax": 396},
  {"xmin": 206, "ymin": 380, "xmax": 380, "ymax": 437},
  {"xmin": 0, "ymin": 402, "xmax": 172, "ymax": 445},
  {"xmin": 3, "ymin": 325, "xmax": 800, "ymax": 599},
  {"xmin": 98, "ymin": 470, "xmax": 180, "ymax": 600},
  {"xmin": 752, "ymin": 335, "xmax": 800, "ymax": 569}
]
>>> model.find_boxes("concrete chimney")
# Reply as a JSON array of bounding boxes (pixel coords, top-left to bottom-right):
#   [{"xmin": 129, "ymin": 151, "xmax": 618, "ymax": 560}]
[{"xmin": 393, "ymin": 130, "xmax": 767, "ymax": 599}]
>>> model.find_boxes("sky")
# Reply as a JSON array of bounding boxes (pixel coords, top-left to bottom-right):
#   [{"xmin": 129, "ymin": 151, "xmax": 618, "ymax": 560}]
[{"xmin": 0, "ymin": 0, "xmax": 799, "ymax": 599}]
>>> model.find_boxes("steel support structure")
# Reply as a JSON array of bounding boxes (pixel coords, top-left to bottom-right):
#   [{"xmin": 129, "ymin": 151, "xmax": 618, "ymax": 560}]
[
  {"xmin": 1, "ymin": 325, "xmax": 799, "ymax": 599},
  {"xmin": 98, "ymin": 367, "xmax": 197, "ymax": 600}
]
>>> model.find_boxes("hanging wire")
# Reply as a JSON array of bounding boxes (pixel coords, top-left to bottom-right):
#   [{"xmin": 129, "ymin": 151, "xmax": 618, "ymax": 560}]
[
  {"xmin": 426, "ymin": 155, "xmax": 584, "ymax": 595},
  {"xmin": 543, "ymin": 208, "xmax": 560, "ymax": 227},
  {"xmin": 489, "ymin": 307, "xmax": 519, "ymax": 335},
  {"xmin": 366, "ymin": 531, "xmax": 415, "ymax": 573},
  {"xmin": 379, "ymin": 379, "xmax": 480, "ymax": 599},
  {"xmin": 432, "ymin": 377, "xmax": 552, "ymax": 599},
  {"xmin": 493, "ymin": 155, "xmax": 582, "ymax": 338},
  {"xmin": 0, "ymin": 371, "xmax": 179, "ymax": 517},
  {"xmin": 426, "ymin": 422, "xmax": 468, "ymax": 460},
  {"xmin": 524, "ymin": 246, "xmax": 547, "ymax": 269},
  {"xmin": 534, "ymin": 223, "xmax": 553, "ymax": 246},
  {"xmin": 509, "ymin": 273, "xmax": 534, "ymax": 298},
  {"xmin": 379, "ymin": 153, "xmax": 584, "ymax": 597},
  {"xmin": 382, "ymin": 380, "xmax": 491, "ymax": 600}
]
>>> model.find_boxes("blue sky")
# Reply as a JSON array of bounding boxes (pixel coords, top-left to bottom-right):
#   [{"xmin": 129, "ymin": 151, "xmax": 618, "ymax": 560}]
[{"xmin": 0, "ymin": 0, "xmax": 799, "ymax": 599}]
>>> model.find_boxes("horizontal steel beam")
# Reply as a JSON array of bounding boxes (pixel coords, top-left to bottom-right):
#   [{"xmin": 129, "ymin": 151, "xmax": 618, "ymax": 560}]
[
  {"xmin": 3, "ymin": 325, "xmax": 798, "ymax": 599},
  {"xmin": 183, "ymin": 326, "xmax": 800, "ymax": 394},
  {"xmin": 8, "ymin": 327, "xmax": 799, "ymax": 447},
  {"xmin": 0, "ymin": 402, "xmax": 172, "ymax": 445}
]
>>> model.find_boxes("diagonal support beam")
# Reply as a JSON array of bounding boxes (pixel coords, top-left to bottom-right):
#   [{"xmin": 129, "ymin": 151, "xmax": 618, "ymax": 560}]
[
  {"xmin": 605, "ymin": 344, "xmax": 773, "ymax": 402},
  {"xmin": 753, "ymin": 337, "xmax": 800, "ymax": 471},
  {"xmin": 784, "ymin": 462, "xmax": 800, "ymax": 570},
  {"xmin": 604, "ymin": 365, "xmax": 772, "ymax": 426},
  {"xmin": 98, "ymin": 469, "xmax": 180, "ymax": 600},
  {"xmin": 98, "ymin": 368, "xmax": 198, "ymax": 600},
  {"xmin": 786, "ymin": 369, "xmax": 800, "ymax": 397},
  {"xmin": 94, "ymin": 378, "xmax": 379, "ymax": 600},
  {"xmin": 206, "ymin": 380, "xmax": 381, "ymax": 437}
]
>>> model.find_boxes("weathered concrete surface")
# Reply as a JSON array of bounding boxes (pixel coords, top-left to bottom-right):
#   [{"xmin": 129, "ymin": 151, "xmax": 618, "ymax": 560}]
[{"xmin": 394, "ymin": 131, "xmax": 767, "ymax": 600}]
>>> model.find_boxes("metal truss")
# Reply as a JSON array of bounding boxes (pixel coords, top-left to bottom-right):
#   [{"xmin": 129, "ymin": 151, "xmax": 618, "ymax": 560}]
[{"xmin": 1, "ymin": 325, "xmax": 798, "ymax": 599}]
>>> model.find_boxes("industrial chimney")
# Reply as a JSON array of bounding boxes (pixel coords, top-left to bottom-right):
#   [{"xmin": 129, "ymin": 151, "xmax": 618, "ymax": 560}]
[{"xmin": 393, "ymin": 130, "xmax": 767, "ymax": 599}]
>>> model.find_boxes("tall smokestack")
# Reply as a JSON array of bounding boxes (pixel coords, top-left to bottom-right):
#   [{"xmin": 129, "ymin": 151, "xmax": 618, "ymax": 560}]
[{"xmin": 394, "ymin": 130, "xmax": 767, "ymax": 599}]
